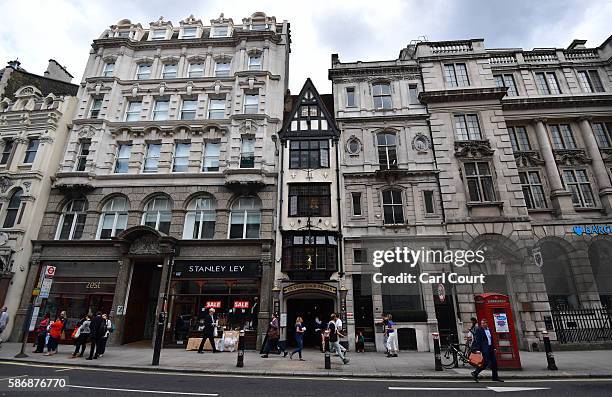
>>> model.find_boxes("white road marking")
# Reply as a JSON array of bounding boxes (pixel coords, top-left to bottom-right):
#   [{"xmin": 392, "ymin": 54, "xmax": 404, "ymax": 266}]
[
  {"xmin": 0, "ymin": 374, "xmax": 28, "ymax": 381},
  {"xmin": 69, "ymin": 385, "xmax": 219, "ymax": 396},
  {"xmin": 55, "ymin": 368, "xmax": 73, "ymax": 372},
  {"xmin": 389, "ymin": 386, "xmax": 551, "ymax": 393}
]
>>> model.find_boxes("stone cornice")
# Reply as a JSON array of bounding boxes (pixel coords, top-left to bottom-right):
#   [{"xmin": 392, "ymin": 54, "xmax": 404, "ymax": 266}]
[
  {"xmin": 418, "ymin": 87, "xmax": 507, "ymax": 104},
  {"xmin": 502, "ymin": 94, "xmax": 612, "ymax": 110},
  {"xmin": 328, "ymin": 64, "xmax": 421, "ymax": 81}
]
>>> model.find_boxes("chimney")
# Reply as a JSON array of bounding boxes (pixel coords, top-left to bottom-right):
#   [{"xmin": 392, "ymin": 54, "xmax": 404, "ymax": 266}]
[{"xmin": 44, "ymin": 59, "xmax": 73, "ymax": 83}]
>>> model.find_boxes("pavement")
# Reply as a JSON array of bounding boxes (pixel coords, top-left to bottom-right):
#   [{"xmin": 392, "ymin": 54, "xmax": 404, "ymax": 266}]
[{"xmin": 1, "ymin": 342, "xmax": 611, "ymax": 379}]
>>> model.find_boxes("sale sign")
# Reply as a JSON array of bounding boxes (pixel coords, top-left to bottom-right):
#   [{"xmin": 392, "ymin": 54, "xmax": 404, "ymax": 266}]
[
  {"xmin": 234, "ymin": 301, "xmax": 250, "ymax": 309},
  {"xmin": 205, "ymin": 301, "xmax": 222, "ymax": 309}
]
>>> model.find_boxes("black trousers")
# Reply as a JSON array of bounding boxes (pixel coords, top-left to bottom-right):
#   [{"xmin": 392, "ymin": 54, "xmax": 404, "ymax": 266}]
[
  {"xmin": 198, "ymin": 333, "xmax": 216, "ymax": 353},
  {"xmin": 34, "ymin": 332, "xmax": 46, "ymax": 353},
  {"xmin": 73, "ymin": 334, "xmax": 88, "ymax": 356},
  {"xmin": 99, "ymin": 337, "xmax": 108, "ymax": 355},
  {"xmin": 88, "ymin": 338, "xmax": 101, "ymax": 359},
  {"xmin": 473, "ymin": 348, "xmax": 499, "ymax": 379}
]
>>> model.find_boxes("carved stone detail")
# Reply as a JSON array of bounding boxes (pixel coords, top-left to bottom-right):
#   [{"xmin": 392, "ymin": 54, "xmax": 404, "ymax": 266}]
[
  {"xmin": 553, "ymin": 149, "xmax": 592, "ymax": 166},
  {"xmin": 454, "ymin": 140, "xmax": 495, "ymax": 158},
  {"xmin": 514, "ymin": 151, "xmax": 546, "ymax": 167},
  {"xmin": 412, "ymin": 133, "xmax": 431, "ymax": 153},
  {"xmin": 0, "ymin": 177, "xmax": 12, "ymax": 193},
  {"xmin": 129, "ymin": 235, "xmax": 162, "ymax": 255}
]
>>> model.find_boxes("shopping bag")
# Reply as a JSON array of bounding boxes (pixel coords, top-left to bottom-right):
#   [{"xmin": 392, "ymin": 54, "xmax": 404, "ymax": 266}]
[{"xmin": 468, "ymin": 351, "xmax": 485, "ymax": 368}]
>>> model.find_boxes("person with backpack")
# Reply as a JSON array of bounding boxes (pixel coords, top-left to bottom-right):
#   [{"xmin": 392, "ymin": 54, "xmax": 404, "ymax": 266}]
[
  {"xmin": 328, "ymin": 314, "xmax": 349, "ymax": 364},
  {"xmin": 97, "ymin": 314, "xmax": 113, "ymax": 357},
  {"xmin": 70, "ymin": 314, "xmax": 90, "ymax": 358}
]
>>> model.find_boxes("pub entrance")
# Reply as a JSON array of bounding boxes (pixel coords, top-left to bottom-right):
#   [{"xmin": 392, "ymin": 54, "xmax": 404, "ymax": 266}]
[
  {"xmin": 286, "ymin": 296, "xmax": 334, "ymax": 348},
  {"xmin": 123, "ymin": 262, "xmax": 161, "ymax": 344}
]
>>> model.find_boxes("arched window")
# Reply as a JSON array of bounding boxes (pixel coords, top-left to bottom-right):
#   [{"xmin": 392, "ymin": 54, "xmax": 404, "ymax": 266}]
[
  {"xmin": 97, "ymin": 196, "xmax": 129, "ymax": 239},
  {"xmin": 229, "ymin": 197, "xmax": 261, "ymax": 239},
  {"xmin": 3, "ymin": 188, "xmax": 23, "ymax": 228},
  {"xmin": 382, "ymin": 189, "xmax": 404, "ymax": 225},
  {"xmin": 56, "ymin": 198, "xmax": 88, "ymax": 240},
  {"xmin": 377, "ymin": 132, "xmax": 397, "ymax": 170},
  {"xmin": 141, "ymin": 196, "xmax": 172, "ymax": 234},
  {"xmin": 183, "ymin": 197, "xmax": 216, "ymax": 239}
]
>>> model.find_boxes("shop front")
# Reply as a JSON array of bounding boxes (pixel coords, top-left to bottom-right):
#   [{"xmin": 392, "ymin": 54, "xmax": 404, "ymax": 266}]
[
  {"xmin": 28, "ymin": 261, "xmax": 119, "ymax": 342},
  {"xmin": 166, "ymin": 260, "xmax": 262, "ymax": 349}
]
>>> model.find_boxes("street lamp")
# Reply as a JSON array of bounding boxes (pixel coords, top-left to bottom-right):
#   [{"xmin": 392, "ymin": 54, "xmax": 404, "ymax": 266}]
[{"xmin": 272, "ymin": 285, "xmax": 281, "ymax": 316}]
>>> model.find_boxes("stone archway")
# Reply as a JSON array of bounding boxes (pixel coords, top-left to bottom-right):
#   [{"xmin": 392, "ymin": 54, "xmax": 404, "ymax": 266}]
[
  {"xmin": 539, "ymin": 237, "xmax": 580, "ymax": 310},
  {"xmin": 589, "ymin": 238, "xmax": 612, "ymax": 307}
]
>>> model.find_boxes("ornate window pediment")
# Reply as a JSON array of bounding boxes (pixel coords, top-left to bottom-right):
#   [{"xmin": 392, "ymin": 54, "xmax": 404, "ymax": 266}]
[
  {"xmin": 553, "ymin": 149, "xmax": 592, "ymax": 166},
  {"xmin": 180, "ymin": 14, "xmax": 202, "ymax": 26},
  {"xmin": 514, "ymin": 150, "xmax": 545, "ymax": 167},
  {"xmin": 454, "ymin": 140, "xmax": 495, "ymax": 158}
]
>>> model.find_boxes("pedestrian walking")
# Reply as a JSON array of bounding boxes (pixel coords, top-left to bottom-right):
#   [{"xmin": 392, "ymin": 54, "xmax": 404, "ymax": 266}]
[
  {"xmin": 332, "ymin": 313, "xmax": 347, "ymax": 356},
  {"xmin": 328, "ymin": 314, "xmax": 349, "ymax": 364},
  {"xmin": 385, "ymin": 314, "xmax": 398, "ymax": 357},
  {"xmin": 289, "ymin": 317, "xmax": 305, "ymax": 360},
  {"xmin": 261, "ymin": 312, "xmax": 286, "ymax": 358},
  {"xmin": 314, "ymin": 317, "xmax": 325, "ymax": 352},
  {"xmin": 198, "ymin": 308, "xmax": 218, "ymax": 353},
  {"xmin": 0, "ymin": 307, "xmax": 9, "ymax": 346},
  {"xmin": 33, "ymin": 313, "xmax": 50, "ymax": 353},
  {"xmin": 98, "ymin": 314, "xmax": 113, "ymax": 357},
  {"xmin": 44, "ymin": 317, "xmax": 63, "ymax": 356},
  {"xmin": 470, "ymin": 318, "xmax": 504, "ymax": 383},
  {"xmin": 87, "ymin": 311, "xmax": 104, "ymax": 360},
  {"xmin": 356, "ymin": 330, "xmax": 365, "ymax": 353},
  {"xmin": 70, "ymin": 314, "xmax": 90, "ymax": 358},
  {"xmin": 377, "ymin": 314, "xmax": 389, "ymax": 355}
]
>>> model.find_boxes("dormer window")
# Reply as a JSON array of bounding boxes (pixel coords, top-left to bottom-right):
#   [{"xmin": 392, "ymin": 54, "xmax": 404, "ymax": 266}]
[
  {"xmin": 248, "ymin": 54, "xmax": 262, "ymax": 71},
  {"xmin": 212, "ymin": 25, "xmax": 229, "ymax": 37},
  {"xmin": 162, "ymin": 63, "xmax": 178, "ymax": 79},
  {"xmin": 117, "ymin": 30, "xmax": 130, "ymax": 38},
  {"xmin": 136, "ymin": 64, "xmax": 152, "ymax": 80},
  {"xmin": 182, "ymin": 27, "xmax": 197, "ymax": 39},
  {"xmin": 215, "ymin": 61, "xmax": 231, "ymax": 77},
  {"xmin": 151, "ymin": 29, "xmax": 166, "ymax": 40},
  {"xmin": 102, "ymin": 62, "xmax": 115, "ymax": 77}
]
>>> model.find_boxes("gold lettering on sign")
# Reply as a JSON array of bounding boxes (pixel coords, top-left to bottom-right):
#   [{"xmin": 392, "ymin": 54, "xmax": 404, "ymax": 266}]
[{"xmin": 282, "ymin": 283, "xmax": 337, "ymax": 295}]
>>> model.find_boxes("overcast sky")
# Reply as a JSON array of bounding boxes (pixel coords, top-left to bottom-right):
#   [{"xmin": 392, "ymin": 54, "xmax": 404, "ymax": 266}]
[{"xmin": 1, "ymin": 0, "xmax": 610, "ymax": 93}]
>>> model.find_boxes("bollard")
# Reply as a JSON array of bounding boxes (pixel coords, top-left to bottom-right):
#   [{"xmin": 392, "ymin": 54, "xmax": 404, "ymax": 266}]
[
  {"xmin": 542, "ymin": 330, "xmax": 557, "ymax": 370},
  {"xmin": 324, "ymin": 336, "xmax": 331, "ymax": 369},
  {"xmin": 236, "ymin": 330, "xmax": 245, "ymax": 367},
  {"xmin": 432, "ymin": 332, "xmax": 443, "ymax": 371}
]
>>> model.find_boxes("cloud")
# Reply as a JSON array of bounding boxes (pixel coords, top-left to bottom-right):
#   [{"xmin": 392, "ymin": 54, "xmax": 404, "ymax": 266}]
[{"xmin": 0, "ymin": 0, "xmax": 609, "ymax": 94}]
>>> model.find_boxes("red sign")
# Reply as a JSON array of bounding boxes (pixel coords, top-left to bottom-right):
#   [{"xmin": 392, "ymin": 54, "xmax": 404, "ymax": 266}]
[
  {"xmin": 205, "ymin": 301, "xmax": 221, "ymax": 309},
  {"xmin": 234, "ymin": 301, "xmax": 250, "ymax": 309},
  {"xmin": 45, "ymin": 265, "xmax": 56, "ymax": 278}
]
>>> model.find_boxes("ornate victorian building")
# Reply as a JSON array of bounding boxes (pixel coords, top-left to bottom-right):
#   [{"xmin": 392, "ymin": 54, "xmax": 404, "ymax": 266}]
[
  {"xmin": 0, "ymin": 60, "xmax": 77, "ymax": 340},
  {"xmin": 16, "ymin": 13, "xmax": 290, "ymax": 349},
  {"xmin": 330, "ymin": 36, "xmax": 612, "ymax": 352}
]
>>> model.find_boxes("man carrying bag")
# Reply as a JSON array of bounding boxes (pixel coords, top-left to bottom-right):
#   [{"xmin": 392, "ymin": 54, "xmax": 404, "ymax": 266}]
[{"xmin": 470, "ymin": 318, "xmax": 503, "ymax": 382}]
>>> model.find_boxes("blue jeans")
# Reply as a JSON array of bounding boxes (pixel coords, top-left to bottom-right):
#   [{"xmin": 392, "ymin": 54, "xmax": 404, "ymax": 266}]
[
  {"xmin": 332, "ymin": 341, "xmax": 346, "ymax": 361},
  {"xmin": 291, "ymin": 337, "xmax": 303, "ymax": 358}
]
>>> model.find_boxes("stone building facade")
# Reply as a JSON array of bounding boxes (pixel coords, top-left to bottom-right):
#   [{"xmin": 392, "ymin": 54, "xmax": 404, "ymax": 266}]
[
  {"xmin": 15, "ymin": 13, "xmax": 290, "ymax": 349},
  {"xmin": 330, "ymin": 36, "xmax": 612, "ymax": 352},
  {"xmin": 0, "ymin": 60, "xmax": 78, "ymax": 341}
]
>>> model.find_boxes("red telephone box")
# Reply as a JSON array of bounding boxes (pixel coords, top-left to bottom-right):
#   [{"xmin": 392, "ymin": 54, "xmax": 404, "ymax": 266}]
[{"xmin": 474, "ymin": 293, "xmax": 522, "ymax": 369}]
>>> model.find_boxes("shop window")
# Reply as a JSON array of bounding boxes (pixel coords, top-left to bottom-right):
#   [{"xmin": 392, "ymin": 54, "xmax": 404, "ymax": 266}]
[
  {"xmin": 3, "ymin": 188, "xmax": 23, "ymax": 228},
  {"xmin": 229, "ymin": 197, "xmax": 261, "ymax": 239},
  {"xmin": 288, "ymin": 183, "xmax": 331, "ymax": 217},
  {"xmin": 281, "ymin": 234, "xmax": 338, "ymax": 272},
  {"xmin": 97, "ymin": 196, "xmax": 128, "ymax": 239},
  {"xmin": 183, "ymin": 197, "xmax": 216, "ymax": 239},
  {"xmin": 55, "ymin": 198, "xmax": 88, "ymax": 240},
  {"xmin": 141, "ymin": 196, "xmax": 172, "ymax": 234}
]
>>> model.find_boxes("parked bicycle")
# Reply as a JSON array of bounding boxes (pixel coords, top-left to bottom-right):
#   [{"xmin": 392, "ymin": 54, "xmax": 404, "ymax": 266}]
[{"xmin": 440, "ymin": 334, "xmax": 472, "ymax": 368}]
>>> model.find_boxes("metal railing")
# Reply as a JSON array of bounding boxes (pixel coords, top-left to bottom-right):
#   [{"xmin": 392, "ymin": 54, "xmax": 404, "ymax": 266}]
[{"xmin": 551, "ymin": 307, "xmax": 612, "ymax": 343}]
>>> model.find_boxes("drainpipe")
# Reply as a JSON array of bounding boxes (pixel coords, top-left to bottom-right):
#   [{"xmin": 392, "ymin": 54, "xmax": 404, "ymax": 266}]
[{"xmin": 335, "ymin": 136, "xmax": 344, "ymax": 277}]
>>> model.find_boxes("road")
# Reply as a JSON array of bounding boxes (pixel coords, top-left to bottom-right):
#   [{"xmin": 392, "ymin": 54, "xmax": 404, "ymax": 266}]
[{"xmin": 0, "ymin": 361, "xmax": 611, "ymax": 396}]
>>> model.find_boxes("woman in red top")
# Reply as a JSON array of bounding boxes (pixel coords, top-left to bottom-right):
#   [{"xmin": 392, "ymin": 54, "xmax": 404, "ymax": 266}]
[{"xmin": 45, "ymin": 318, "xmax": 63, "ymax": 356}]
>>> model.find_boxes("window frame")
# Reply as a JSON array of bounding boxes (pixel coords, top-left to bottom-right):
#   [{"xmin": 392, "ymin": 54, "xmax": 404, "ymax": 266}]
[
  {"xmin": 444, "ymin": 63, "xmax": 470, "ymax": 87},
  {"xmin": 351, "ymin": 192, "xmax": 362, "ymax": 216},
  {"xmin": 228, "ymin": 197, "xmax": 261, "ymax": 239},
  {"xmin": 180, "ymin": 99, "xmax": 197, "ymax": 120},
  {"xmin": 214, "ymin": 60, "xmax": 231, "ymax": 77},
  {"xmin": 162, "ymin": 63, "xmax": 178, "ymax": 79},
  {"xmin": 114, "ymin": 143, "xmax": 132, "ymax": 173},
  {"xmin": 382, "ymin": 189, "xmax": 404, "ymax": 225},
  {"xmin": 141, "ymin": 196, "xmax": 172, "ymax": 234},
  {"xmin": 188, "ymin": 63, "xmax": 205, "ymax": 78},
  {"xmin": 534, "ymin": 71, "xmax": 561, "ymax": 95},
  {"xmin": 182, "ymin": 197, "xmax": 216, "ymax": 239},
  {"xmin": 102, "ymin": 62, "xmax": 115, "ymax": 77},
  {"xmin": 74, "ymin": 139, "xmax": 91, "ymax": 172},
  {"xmin": 151, "ymin": 29, "xmax": 166, "ymax": 40},
  {"xmin": 548, "ymin": 124, "xmax": 577, "ymax": 149},
  {"xmin": 124, "ymin": 100, "xmax": 142, "ymax": 122},
  {"xmin": 248, "ymin": 54, "xmax": 262, "ymax": 71},
  {"xmin": 463, "ymin": 161, "xmax": 497, "ymax": 203},
  {"xmin": 454, "ymin": 114, "xmax": 482, "ymax": 141},
  {"xmin": 212, "ymin": 25, "xmax": 229, "ymax": 37},
  {"xmin": 23, "ymin": 138, "xmax": 40, "ymax": 164},
  {"xmin": 0, "ymin": 139, "xmax": 15, "ymax": 166},
  {"xmin": 577, "ymin": 70, "xmax": 604, "ymax": 93},
  {"xmin": 423, "ymin": 190, "xmax": 436, "ymax": 215},
  {"xmin": 289, "ymin": 140, "xmax": 329, "ymax": 169},
  {"xmin": 494, "ymin": 73, "xmax": 518, "ymax": 96},
  {"xmin": 55, "ymin": 198, "xmax": 88, "ymax": 240},
  {"xmin": 202, "ymin": 141, "xmax": 220, "ymax": 172},
  {"xmin": 372, "ymin": 82, "xmax": 392, "ymax": 109},
  {"xmin": 243, "ymin": 93, "xmax": 259, "ymax": 114},
  {"xmin": 346, "ymin": 87, "xmax": 356, "ymax": 107},
  {"xmin": 507, "ymin": 126, "xmax": 531, "ymax": 151},
  {"xmin": 377, "ymin": 132, "xmax": 398, "ymax": 170},
  {"xmin": 240, "ymin": 137, "xmax": 255, "ymax": 168},
  {"xmin": 172, "ymin": 142, "xmax": 191, "ymax": 172},
  {"xmin": 519, "ymin": 170, "xmax": 547, "ymax": 209},
  {"xmin": 136, "ymin": 63, "xmax": 152, "ymax": 80},
  {"xmin": 288, "ymin": 183, "xmax": 332, "ymax": 217},
  {"xmin": 208, "ymin": 98, "xmax": 226, "ymax": 119},
  {"xmin": 562, "ymin": 168, "xmax": 596, "ymax": 208},
  {"xmin": 96, "ymin": 196, "xmax": 129, "ymax": 239},
  {"xmin": 181, "ymin": 27, "xmax": 198, "ymax": 39},
  {"xmin": 152, "ymin": 99, "xmax": 169, "ymax": 121},
  {"xmin": 142, "ymin": 142, "xmax": 161, "ymax": 173},
  {"xmin": 2, "ymin": 188, "xmax": 23, "ymax": 228},
  {"xmin": 592, "ymin": 122, "xmax": 612, "ymax": 148},
  {"xmin": 89, "ymin": 98, "xmax": 103, "ymax": 119}
]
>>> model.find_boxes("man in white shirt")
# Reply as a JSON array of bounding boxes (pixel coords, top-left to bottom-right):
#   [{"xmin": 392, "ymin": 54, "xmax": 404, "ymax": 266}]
[{"xmin": 332, "ymin": 313, "xmax": 347, "ymax": 355}]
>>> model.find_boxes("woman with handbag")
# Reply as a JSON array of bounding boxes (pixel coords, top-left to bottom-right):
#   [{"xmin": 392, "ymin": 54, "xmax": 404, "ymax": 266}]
[
  {"xmin": 44, "ymin": 317, "xmax": 63, "ymax": 356},
  {"xmin": 33, "ymin": 313, "xmax": 50, "ymax": 353},
  {"xmin": 261, "ymin": 313, "xmax": 286, "ymax": 358},
  {"xmin": 70, "ymin": 314, "xmax": 90, "ymax": 358},
  {"xmin": 289, "ymin": 317, "xmax": 306, "ymax": 360}
]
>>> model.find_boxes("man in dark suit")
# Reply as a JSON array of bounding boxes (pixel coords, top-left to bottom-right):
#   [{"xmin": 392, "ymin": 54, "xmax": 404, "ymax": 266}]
[
  {"xmin": 198, "ymin": 308, "xmax": 218, "ymax": 353},
  {"xmin": 87, "ymin": 312, "xmax": 104, "ymax": 360},
  {"xmin": 470, "ymin": 318, "xmax": 503, "ymax": 382}
]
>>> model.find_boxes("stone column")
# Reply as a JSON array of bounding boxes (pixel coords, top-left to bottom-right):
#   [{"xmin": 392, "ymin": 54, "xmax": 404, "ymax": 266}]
[
  {"xmin": 533, "ymin": 118, "xmax": 577, "ymax": 216},
  {"xmin": 108, "ymin": 257, "xmax": 131, "ymax": 346},
  {"xmin": 577, "ymin": 116, "xmax": 612, "ymax": 213}
]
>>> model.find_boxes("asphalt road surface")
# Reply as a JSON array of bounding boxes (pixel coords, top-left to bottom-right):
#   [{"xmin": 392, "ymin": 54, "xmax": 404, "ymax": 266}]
[{"xmin": 1, "ymin": 361, "xmax": 611, "ymax": 396}]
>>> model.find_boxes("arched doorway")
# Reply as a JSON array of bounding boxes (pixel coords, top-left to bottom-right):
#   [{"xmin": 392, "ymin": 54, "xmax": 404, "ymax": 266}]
[
  {"xmin": 541, "ymin": 239, "xmax": 579, "ymax": 310},
  {"xmin": 589, "ymin": 239, "xmax": 612, "ymax": 307},
  {"xmin": 285, "ymin": 293, "xmax": 336, "ymax": 348}
]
